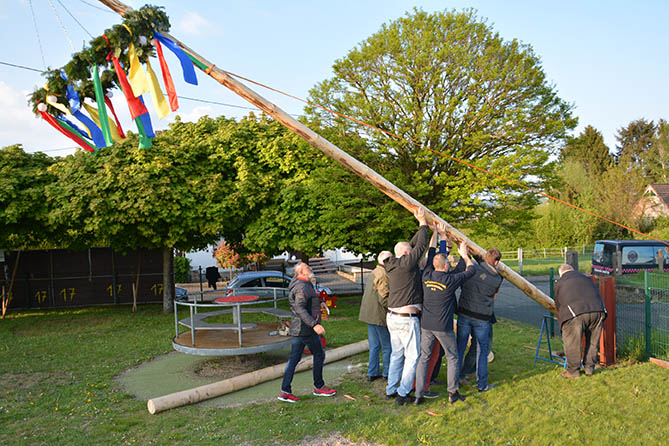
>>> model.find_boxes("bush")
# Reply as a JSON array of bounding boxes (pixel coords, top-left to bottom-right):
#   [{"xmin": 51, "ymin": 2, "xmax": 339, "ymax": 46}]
[{"xmin": 174, "ymin": 256, "xmax": 192, "ymax": 283}]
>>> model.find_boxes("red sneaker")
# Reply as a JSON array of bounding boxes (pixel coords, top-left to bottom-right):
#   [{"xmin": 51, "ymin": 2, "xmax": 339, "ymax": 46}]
[
  {"xmin": 313, "ymin": 386, "xmax": 337, "ymax": 397},
  {"xmin": 278, "ymin": 391, "xmax": 301, "ymax": 403}
]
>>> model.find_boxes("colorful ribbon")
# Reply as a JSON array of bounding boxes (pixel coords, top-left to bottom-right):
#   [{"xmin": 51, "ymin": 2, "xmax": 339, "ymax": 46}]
[
  {"xmin": 127, "ymin": 42, "xmax": 150, "ymax": 97},
  {"xmin": 93, "ymin": 65, "xmax": 113, "ymax": 146},
  {"xmin": 83, "ymin": 103, "xmax": 122, "ymax": 142},
  {"xmin": 104, "ymin": 96, "xmax": 126, "ymax": 139},
  {"xmin": 145, "ymin": 58, "xmax": 170, "ymax": 119},
  {"xmin": 154, "ymin": 38, "xmax": 178, "ymax": 111},
  {"xmin": 39, "ymin": 110, "xmax": 95, "ymax": 153},
  {"xmin": 154, "ymin": 31, "xmax": 197, "ymax": 85}
]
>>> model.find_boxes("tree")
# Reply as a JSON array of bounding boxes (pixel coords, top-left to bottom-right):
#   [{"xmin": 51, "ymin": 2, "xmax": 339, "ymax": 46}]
[
  {"xmin": 213, "ymin": 241, "xmax": 241, "ymax": 280},
  {"xmin": 615, "ymin": 119, "xmax": 656, "ymax": 177},
  {"xmin": 304, "ymin": 9, "xmax": 576, "ymax": 243},
  {"xmin": 649, "ymin": 119, "xmax": 669, "ymax": 183},
  {"xmin": 0, "ymin": 145, "xmax": 56, "ymax": 249},
  {"xmin": 560, "ymin": 126, "xmax": 612, "ymax": 177}
]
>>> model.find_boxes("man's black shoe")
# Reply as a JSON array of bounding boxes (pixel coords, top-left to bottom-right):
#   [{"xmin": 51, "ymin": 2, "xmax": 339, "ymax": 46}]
[
  {"xmin": 385, "ymin": 392, "xmax": 398, "ymax": 400},
  {"xmin": 368, "ymin": 375, "xmax": 382, "ymax": 382},
  {"xmin": 448, "ymin": 391, "xmax": 466, "ymax": 404},
  {"xmin": 395, "ymin": 395, "xmax": 415, "ymax": 406},
  {"xmin": 414, "ymin": 396, "xmax": 425, "ymax": 406}
]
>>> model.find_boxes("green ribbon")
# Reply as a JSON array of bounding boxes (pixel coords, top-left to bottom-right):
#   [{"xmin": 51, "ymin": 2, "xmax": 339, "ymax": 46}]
[
  {"xmin": 93, "ymin": 65, "xmax": 114, "ymax": 146},
  {"xmin": 134, "ymin": 116, "xmax": 153, "ymax": 149}
]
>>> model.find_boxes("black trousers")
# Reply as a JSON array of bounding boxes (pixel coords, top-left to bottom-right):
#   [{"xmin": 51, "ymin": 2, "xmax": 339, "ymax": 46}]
[{"xmin": 561, "ymin": 312, "xmax": 605, "ymax": 375}]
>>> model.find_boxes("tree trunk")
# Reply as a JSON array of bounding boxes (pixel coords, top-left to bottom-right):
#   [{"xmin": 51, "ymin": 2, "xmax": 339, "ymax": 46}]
[{"xmin": 162, "ymin": 247, "xmax": 175, "ymax": 313}]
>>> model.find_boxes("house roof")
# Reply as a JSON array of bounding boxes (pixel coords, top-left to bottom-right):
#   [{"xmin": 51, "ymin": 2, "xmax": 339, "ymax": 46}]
[{"xmin": 648, "ymin": 184, "xmax": 669, "ymax": 207}]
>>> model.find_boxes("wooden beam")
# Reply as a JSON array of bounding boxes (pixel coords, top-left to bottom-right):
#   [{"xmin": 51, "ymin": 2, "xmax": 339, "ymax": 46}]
[{"xmin": 96, "ymin": 0, "xmax": 557, "ymax": 314}]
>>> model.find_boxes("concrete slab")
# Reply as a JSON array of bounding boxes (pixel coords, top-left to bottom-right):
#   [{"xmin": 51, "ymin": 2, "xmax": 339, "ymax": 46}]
[{"xmin": 116, "ymin": 348, "xmax": 356, "ymax": 409}]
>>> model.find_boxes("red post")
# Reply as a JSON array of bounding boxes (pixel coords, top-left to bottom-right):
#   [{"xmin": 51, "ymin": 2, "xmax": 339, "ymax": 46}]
[{"xmin": 593, "ymin": 276, "xmax": 616, "ymax": 366}]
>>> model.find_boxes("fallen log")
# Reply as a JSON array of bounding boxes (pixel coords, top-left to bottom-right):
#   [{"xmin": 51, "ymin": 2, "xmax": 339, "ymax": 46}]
[{"xmin": 146, "ymin": 339, "xmax": 369, "ymax": 414}]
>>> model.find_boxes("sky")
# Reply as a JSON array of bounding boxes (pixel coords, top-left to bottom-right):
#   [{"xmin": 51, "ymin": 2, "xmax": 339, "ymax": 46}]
[{"xmin": 1, "ymin": 0, "xmax": 668, "ymax": 158}]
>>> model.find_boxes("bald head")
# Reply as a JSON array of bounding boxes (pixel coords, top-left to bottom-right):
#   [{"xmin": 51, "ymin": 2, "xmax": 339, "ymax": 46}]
[
  {"xmin": 558, "ymin": 263, "xmax": 574, "ymax": 277},
  {"xmin": 377, "ymin": 250, "xmax": 392, "ymax": 265},
  {"xmin": 433, "ymin": 253, "xmax": 449, "ymax": 271},
  {"xmin": 294, "ymin": 262, "xmax": 312, "ymax": 277},
  {"xmin": 394, "ymin": 241, "xmax": 411, "ymax": 257}
]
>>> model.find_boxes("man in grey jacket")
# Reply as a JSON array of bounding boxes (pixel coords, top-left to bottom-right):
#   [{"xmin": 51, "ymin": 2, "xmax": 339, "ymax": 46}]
[
  {"xmin": 554, "ymin": 264, "xmax": 606, "ymax": 378},
  {"xmin": 279, "ymin": 262, "xmax": 337, "ymax": 402},
  {"xmin": 359, "ymin": 251, "xmax": 392, "ymax": 381}
]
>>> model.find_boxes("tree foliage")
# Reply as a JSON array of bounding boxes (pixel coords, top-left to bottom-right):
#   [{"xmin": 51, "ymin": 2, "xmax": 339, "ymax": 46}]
[
  {"xmin": 560, "ymin": 125, "xmax": 612, "ymax": 178},
  {"xmin": 0, "ymin": 145, "xmax": 56, "ymax": 249},
  {"xmin": 305, "ymin": 8, "xmax": 576, "ymax": 242}
]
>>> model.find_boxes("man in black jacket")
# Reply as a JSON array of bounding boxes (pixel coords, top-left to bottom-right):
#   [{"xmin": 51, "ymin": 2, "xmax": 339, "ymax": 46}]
[
  {"xmin": 414, "ymin": 223, "xmax": 475, "ymax": 406},
  {"xmin": 456, "ymin": 248, "xmax": 502, "ymax": 393},
  {"xmin": 384, "ymin": 207, "xmax": 429, "ymax": 405},
  {"xmin": 554, "ymin": 264, "xmax": 606, "ymax": 378},
  {"xmin": 278, "ymin": 262, "xmax": 337, "ymax": 402}
]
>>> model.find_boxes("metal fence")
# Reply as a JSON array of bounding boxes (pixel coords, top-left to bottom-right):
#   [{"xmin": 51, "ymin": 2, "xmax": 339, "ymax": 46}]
[{"xmin": 616, "ymin": 271, "xmax": 669, "ymax": 359}]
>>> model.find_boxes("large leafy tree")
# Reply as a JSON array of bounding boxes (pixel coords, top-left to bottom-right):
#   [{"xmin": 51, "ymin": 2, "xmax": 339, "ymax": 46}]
[
  {"xmin": 0, "ymin": 145, "xmax": 56, "ymax": 249},
  {"xmin": 305, "ymin": 9, "xmax": 576, "ymax": 242}
]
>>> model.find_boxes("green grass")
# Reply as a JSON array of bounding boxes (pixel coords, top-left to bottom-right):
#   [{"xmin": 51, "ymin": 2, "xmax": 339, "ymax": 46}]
[
  {"xmin": 1, "ymin": 297, "xmax": 668, "ymax": 445},
  {"xmin": 501, "ymin": 255, "xmax": 592, "ymax": 276}
]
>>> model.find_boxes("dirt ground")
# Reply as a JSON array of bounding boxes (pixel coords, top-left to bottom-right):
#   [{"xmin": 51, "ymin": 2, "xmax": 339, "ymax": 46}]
[{"xmin": 194, "ymin": 354, "xmax": 287, "ymax": 378}]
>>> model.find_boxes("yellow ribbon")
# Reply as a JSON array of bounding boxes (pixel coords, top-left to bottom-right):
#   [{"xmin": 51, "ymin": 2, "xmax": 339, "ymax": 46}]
[
  {"xmin": 83, "ymin": 102, "xmax": 122, "ymax": 142},
  {"xmin": 45, "ymin": 94, "xmax": 92, "ymax": 138},
  {"xmin": 127, "ymin": 43, "xmax": 150, "ymax": 97},
  {"xmin": 145, "ymin": 58, "xmax": 170, "ymax": 119}
]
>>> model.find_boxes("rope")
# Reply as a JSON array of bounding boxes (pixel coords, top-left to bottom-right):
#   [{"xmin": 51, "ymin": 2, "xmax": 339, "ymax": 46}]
[
  {"xmin": 48, "ymin": 0, "xmax": 75, "ymax": 52},
  {"xmin": 27, "ymin": 0, "xmax": 47, "ymax": 70},
  {"xmin": 77, "ymin": 0, "xmax": 115, "ymax": 13},
  {"xmin": 56, "ymin": 0, "xmax": 94, "ymax": 39},
  {"xmin": 225, "ymin": 71, "xmax": 668, "ymax": 246}
]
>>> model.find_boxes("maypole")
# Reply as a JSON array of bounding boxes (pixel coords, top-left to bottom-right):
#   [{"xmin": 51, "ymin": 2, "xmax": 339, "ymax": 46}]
[{"xmin": 97, "ymin": 0, "xmax": 556, "ymax": 314}]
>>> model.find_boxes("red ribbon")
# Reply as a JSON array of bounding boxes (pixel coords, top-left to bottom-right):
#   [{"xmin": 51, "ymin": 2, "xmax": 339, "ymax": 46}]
[
  {"xmin": 154, "ymin": 39, "xmax": 179, "ymax": 112},
  {"xmin": 39, "ymin": 110, "xmax": 95, "ymax": 153},
  {"xmin": 111, "ymin": 55, "xmax": 149, "ymax": 119},
  {"xmin": 104, "ymin": 96, "xmax": 126, "ymax": 139}
]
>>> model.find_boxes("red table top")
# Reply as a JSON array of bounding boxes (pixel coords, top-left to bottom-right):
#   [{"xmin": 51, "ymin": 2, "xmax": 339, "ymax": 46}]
[{"xmin": 214, "ymin": 295, "xmax": 259, "ymax": 304}]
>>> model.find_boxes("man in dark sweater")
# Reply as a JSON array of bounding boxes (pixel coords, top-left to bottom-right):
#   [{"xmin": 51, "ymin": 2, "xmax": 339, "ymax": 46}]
[
  {"xmin": 554, "ymin": 264, "xmax": 606, "ymax": 378},
  {"xmin": 414, "ymin": 223, "xmax": 475, "ymax": 406},
  {"xmin": 279, "ymin": 262, "xmax": 337, "ymax": 402},
  {"xmin": 456, "ymin": 248, "xmax": 502, "ymax": 392},
  {"xmin": 384, "ymin": 207, "xmax": 429, "ymax": 405}
]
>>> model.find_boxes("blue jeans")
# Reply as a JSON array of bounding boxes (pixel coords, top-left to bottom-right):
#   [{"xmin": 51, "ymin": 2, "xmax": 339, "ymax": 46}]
[
  {"xmin": 385, "ymin": 313, "xmax": 421, "ymax": 397},
  {"xmin": 367, "ymin": 324, "xmax": 391, "ymax": 377},
  {"xmin": 457, "ymin": 316, "xmax": 491, "ymax": 390},
  {"xmin": 460, "ymin": 324, "xmax": 494, "ymax": 377},
  {"xmin": 281, "ymin": 334, "xmax": 325, "ymax": 394}
]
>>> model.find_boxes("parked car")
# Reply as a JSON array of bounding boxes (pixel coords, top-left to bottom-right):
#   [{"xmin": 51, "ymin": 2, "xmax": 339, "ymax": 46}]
[
  {"xmin": 175, "ymin": 286, "xmax": 188, "ymax": 302},
  {"xmin": 592, "ymin": 239, "xmax": 669, "ymax": 276},
  {"xmin": 225, "ymin": 271, "xmax": 331, "ymax": 298}
]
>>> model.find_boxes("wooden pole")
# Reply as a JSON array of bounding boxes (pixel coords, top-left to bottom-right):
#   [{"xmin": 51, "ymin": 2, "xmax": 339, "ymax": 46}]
[
  {"xmin": 146, "ymin": 339, "xmax": 369, "ymax": 414},
  {"xmin": 96, "ymin": 0, "xmax": 556, "ymax": 314}
]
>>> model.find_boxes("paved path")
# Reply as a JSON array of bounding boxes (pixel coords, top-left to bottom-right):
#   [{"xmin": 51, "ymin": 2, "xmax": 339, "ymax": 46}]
[{"xmin": 493, "ymin": 275, "xmax": 554, "ymax": 330}]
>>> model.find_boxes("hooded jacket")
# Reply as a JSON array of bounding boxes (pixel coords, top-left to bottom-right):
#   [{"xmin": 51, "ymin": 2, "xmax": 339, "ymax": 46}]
[{"xmin": 288, "ymin": 276, "xmax": 321, "ymax": 336}]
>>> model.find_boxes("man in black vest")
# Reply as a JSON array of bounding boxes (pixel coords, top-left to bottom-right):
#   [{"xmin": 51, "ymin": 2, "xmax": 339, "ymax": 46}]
[
  {"xmin": 414, "ymin": 223, "xmax": 475, "ymax": 406},
  {"xmin": 456, "ymin": 248, "xmax": 502, "ymax": 392},
  {"xmin": 384, "ymin": 207, "xmax": 429, "ymax": 405},
  {"xmin": 554, "ymin": 264, "xmax": 606, "ymax": 378}
]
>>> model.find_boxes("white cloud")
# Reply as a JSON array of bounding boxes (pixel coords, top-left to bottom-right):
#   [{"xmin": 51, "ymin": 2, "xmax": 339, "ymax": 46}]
[
  {"xmin": 0, "ymin": 82, "xmax": 76, "ymax": 155},
  {"xmin": 175, "ymin": 11, "xmax": 222, "ymax": 37},
  {"xmin": 172, "ymin": 105, "xmax": 215, "ymax": 123}
]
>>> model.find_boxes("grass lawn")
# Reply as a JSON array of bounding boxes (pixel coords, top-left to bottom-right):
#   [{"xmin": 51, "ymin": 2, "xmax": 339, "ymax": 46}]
[{"xmin": 1, "ymin": 296, "xmax": 667, "ymax": 446}]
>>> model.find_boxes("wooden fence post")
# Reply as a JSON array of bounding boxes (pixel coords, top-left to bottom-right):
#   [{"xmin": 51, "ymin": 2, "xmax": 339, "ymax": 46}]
[{"xmin": 595, "ymin": 276, "xmax": 616, "ymax": 366}]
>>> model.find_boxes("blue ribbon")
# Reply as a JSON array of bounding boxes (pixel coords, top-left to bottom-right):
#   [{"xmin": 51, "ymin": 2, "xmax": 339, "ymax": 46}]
[
  {"xmin": 137, "ymin": 96, "xmax": 156, "ymax": 137},
  {"xmin": 60, "ymin": 70, "xmax": 81, "ymax": 111},
  {"xmin": 153, "ymin": 31, "xmax": 197, "ymax": 85},
  {"xmin": 56, "ymin": 115, "xmax": 91, "ymax": 141},
  {"xmin": 72, "ymin": 108, "xmax": 107, "ymax": 149}
]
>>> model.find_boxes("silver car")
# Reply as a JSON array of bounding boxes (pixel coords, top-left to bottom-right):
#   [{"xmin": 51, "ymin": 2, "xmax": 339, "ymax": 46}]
[{"xmin": 225, "ymin": 271, "xmax": 331, "ymax": 299}]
